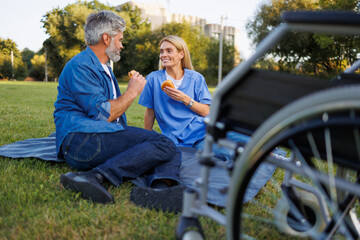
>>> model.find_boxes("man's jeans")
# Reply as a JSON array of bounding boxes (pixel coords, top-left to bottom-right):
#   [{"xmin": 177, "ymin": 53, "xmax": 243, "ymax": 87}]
[
  {"xmin": 193, "ymin": 131, "xmax": 251, "ymax": 164},
  {"xmin": 61, "ymin": 126, "xmax": 181, "ymax": 187}
]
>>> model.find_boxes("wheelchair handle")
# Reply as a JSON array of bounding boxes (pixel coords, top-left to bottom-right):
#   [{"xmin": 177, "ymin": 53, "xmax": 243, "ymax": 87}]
[{"xmin": 281, "ymin": 11, "xmax": 360, "ymax": 26}]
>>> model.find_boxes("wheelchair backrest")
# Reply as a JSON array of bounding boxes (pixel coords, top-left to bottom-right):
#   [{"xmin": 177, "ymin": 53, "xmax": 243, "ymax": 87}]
[
  {"xmin": 218, "ymin": 69, "xmax": 331, "ymax": 136},
  {"xmin": 209, "ymin": 11, "xmax": 360, "ymax": 140}
]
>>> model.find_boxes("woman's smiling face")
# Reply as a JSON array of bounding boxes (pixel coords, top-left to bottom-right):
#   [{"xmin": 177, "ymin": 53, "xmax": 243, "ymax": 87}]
[{"xmin": 159, "ymin": 41, "xmax": 184, "ymax": 69}]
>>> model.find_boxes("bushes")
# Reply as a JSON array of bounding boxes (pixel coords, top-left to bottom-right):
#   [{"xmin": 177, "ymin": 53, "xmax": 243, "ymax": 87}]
[{"xmin": 0, "ymin": 53, "xmax": 26, "ymax": 80}]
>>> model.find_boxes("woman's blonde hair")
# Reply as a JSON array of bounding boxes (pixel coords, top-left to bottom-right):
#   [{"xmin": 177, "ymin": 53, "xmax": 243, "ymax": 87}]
[{"xmin": 159, "ymin": 35, "xmax": 194, "ymax": 70}]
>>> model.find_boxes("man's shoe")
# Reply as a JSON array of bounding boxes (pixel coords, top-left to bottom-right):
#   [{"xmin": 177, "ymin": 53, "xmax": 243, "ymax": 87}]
[
  {"xmin": 60, "ymin": 170, "xmax": 114, "ymax": 204},
  {"xmin": 130, "ymin": 185, "xmax": 185, "ymax": 213}
]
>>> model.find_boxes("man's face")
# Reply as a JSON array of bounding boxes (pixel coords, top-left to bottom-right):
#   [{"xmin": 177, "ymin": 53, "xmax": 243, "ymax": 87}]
[{"xmin": 105, "ymin": 32, "xmax": 123, "ymax": 63}]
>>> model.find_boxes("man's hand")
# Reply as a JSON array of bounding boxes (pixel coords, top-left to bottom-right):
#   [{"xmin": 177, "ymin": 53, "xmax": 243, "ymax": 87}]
[
  {"xmin": 107, "ymin": 71, "xmax": 146, "ymax": 122},
  {"xmin": 126, "ymin": 71, "xmax": 147, "ymax": 98}
]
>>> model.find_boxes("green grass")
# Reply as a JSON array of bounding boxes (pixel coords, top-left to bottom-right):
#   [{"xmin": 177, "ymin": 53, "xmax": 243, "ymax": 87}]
[{"xmin": 0, "ymin": 81, "xmax": 225, "ymax": 240}]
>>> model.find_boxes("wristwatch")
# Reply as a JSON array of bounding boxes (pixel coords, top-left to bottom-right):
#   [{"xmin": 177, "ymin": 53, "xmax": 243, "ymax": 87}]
[{"xmin": 188, "ymin": 99, "xmax": 194, "ymax": 107}]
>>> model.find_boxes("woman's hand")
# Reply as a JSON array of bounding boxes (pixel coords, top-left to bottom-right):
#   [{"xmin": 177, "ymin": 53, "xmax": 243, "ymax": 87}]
[
  {"xmin": 163, "ymin": 86, "xmax": 190, "ymax": 104},
  {"xmin": 163, "ymin": 86, "xmax": 210, "ymax": 117}
]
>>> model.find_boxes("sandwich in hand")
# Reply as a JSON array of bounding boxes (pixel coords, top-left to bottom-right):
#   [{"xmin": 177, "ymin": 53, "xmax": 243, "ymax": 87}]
[{"xmin": 161, "ymin": 80, "xmax": 175, "ymax": 91}]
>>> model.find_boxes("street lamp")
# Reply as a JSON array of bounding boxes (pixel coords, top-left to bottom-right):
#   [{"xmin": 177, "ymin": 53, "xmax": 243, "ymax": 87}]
[
  {"xmin": 11, "ymin": 50, "xmax": 14, "ymax": 80},
  {"xmin": 218, "ymin": 15, "xmax": 227, "ymax": 85}
]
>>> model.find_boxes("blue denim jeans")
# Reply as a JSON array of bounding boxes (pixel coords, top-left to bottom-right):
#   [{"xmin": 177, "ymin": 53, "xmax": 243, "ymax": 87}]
[
  {"xmin": 193, "ymin": 131, "xmax": 251, "ymax": 164},
  {"xmin": 61, "ymin": 126, "xmax": 181, "ymax": 187}
]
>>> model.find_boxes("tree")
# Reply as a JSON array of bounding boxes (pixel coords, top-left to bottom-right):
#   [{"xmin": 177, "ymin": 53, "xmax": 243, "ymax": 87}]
[
  {"xmin": 115, "ymin": 17, "xmax": 239, "ymax": 86},
  {"xmin": 0, "ymin": 54, "xmax": 26, "ymax": 80},
  {"xmin": 112, "ymin": 2, "xmax": 152, "ymax": 78},
  {"xmin": 203, "ymin": 38, "xmax": 238, "ymax": 85},
  {"xmin": 0, "ymin": 55, "xmax": 12, "ymax": 79},
  {"xmin": 41, "ymin": 1, "xmax": 238, "ymax": 84},
  {"xmin": 246, "ymin": 0, "xmax": 360, "ymax": 77},
  {"xmin": 21, "ymin": 48, "xmax": 35, "ymax": 71},
  {"xmin": 0, "ymin": 38, "xmax": 20, "ymax": 57},
  {"xmin": 41, "ymin": 1, "xmax": 150, "ymax": 79},
  {"xmin": 41, "ymin": 3, "xmax": 95, "ymax": 78},
  {"xmin": 28, "ymin": 54, "xmax": 46, "ymax": 81},
  {"xmin": 115, "ymin": 20, "xmax": 210, "ymax": 78},
  {"xmin": 0, "ymin": 38, "xmax": 26, "ymax": 79}
]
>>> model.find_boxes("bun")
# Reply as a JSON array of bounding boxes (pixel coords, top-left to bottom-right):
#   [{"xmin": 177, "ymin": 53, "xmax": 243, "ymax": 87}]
[
  {"xmin": 128, "ymin": 70, "xmax": 136, "ymax": 77},
  {"xmin": 161, "ymin": 80, "xmax": 175, "ymax": 90}
]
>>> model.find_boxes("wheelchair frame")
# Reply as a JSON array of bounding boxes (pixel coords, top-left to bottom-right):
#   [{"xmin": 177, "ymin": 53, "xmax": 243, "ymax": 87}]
[{"xmin": 176, "ymin": 11, "xmax": 360, "ymax": 240}]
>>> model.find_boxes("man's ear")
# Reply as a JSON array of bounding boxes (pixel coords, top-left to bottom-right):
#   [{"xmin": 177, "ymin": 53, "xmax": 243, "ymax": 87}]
[{"xmin": 102, "ymin": 33, "xmax": 111, "ymax": 46}]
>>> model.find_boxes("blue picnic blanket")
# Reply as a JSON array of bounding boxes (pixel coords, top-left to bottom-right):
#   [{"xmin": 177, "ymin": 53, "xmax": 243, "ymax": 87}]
[{"xmin": 0, "ymin": 132, "xmax": 285, "ymax": 207}]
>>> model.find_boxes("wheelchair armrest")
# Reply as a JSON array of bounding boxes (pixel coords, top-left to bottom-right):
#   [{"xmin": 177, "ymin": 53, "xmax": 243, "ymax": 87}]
[{"xmin": 281, "ymin": 11, "xmax": 360, "ymax": 26}]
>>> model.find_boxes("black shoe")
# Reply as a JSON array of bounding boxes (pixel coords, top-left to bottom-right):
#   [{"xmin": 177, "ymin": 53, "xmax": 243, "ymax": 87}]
[
  {"xmin": 60, "ymin": 170, "xmax": 114, "ymax": 204},
  {"xmin": 130, "ymin": 185, "xmax": 185, "ymax": 213}
]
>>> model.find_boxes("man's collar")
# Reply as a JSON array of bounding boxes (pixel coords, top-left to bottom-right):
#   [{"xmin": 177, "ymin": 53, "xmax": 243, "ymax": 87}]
[{"xmin": 85, "ymin": 47, "xmax": 106, "ymax": 72}]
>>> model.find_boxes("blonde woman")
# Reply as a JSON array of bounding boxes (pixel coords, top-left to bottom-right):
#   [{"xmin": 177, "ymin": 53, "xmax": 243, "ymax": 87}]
[{"xmin": 139, "ymin": 35, "xmax": 212, "ymax": 148}]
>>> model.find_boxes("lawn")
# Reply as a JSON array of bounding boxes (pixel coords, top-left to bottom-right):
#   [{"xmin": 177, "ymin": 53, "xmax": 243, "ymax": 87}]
[{"xmin": 0, "ymin": 81, "xmax": 225, "ymax": 240}]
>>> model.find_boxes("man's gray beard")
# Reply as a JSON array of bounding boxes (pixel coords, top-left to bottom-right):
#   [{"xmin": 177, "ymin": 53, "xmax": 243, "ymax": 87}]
[{"xmin": 105, "ymin": 43, "xmax": 121, "ymax": 63}]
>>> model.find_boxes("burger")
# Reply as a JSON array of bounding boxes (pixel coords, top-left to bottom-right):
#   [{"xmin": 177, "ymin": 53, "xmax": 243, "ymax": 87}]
[
  {"xmin": 128, "ymin": 70, "xmax": 136, "ymax": 78},
  {"xmin": 161, "ymin": 80, "xmax": 175, "ymax": 91}
]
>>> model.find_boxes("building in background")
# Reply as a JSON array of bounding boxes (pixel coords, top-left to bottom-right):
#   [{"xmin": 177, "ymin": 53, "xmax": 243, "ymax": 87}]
[
  {"xmin": 122, "ymin": 1, "xmax": 240, "ymax": 52},
  {"xmin": 126, "ymin": 1, "xmax": 168, "ymax": 30},
  {"xmin": 204, "ymin": 24, "xmax": 236, "ymax": 46}
]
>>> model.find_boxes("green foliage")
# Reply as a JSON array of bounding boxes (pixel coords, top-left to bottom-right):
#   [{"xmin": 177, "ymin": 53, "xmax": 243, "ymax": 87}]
[
  {"xmin": 115, "ymin": 29, "xmax": 159, "ymax": 76},
  {"xmin": 203, "ymin": 38, "xmax": 238, "ymax": 85},
  {"xmin": 115, "ymin": 20, "xmax": 213, "ymax": 77},
  {"xmin": 21, "ymin": 48, "xmax": 48, "ymax": 80},
  {"xmin": 41, "ymin": 1, "xmax": 155, "ymax": 80},
  {"xmin": 115, "ymin": 16, "xmax": 238, "ymax": 86},
  {"xmin": 319, "ymin": 0, "xmax": 359, "ymax": 9},
  {"xmin": 28, "ymin": 54, "xmax": 46, "ymax": 81},
  {"xmin": 21, "ymin": 48, "xmax": 35, "ymax": 71},
  {"xmin": 0, "ymin": 38, "xmax": 27, "ymax": 79},
  {"xmin": 113, "ymin": 2, "xmax": 153, "ymax": 77},
  {"xmin": 41, "ymin": 3, "xmax": 95, "ymax": 78},
  {"xmin": 246, "ymin": 0, "xmax": 360, "ymax": 77},
  {"xmin": 0, "ymin": 55, "xmax": 12, "ymax": 79},
  {"xmin": 40, "ymin": 1, "xmax": 237, "ymax": 85},
  {"xmin": 41, "ymin": 0, "xmax": 117, "ymax": 78},
  {"xmin": 0, "ymin": 38, "xmax": 20, "ymax": 57},
  {"xmin": 14, "ymin": 60, "xmax": 27, "ymax": 79},
  {"xmin": 1, "ymin": 1, "xmax": 239, "ymax": 83}
]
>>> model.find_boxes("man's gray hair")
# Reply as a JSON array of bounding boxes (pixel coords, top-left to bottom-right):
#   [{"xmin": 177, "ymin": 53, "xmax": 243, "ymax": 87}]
[{"xmin": 84, "ymin": 10, "xmax": 126, "ymax": 46}]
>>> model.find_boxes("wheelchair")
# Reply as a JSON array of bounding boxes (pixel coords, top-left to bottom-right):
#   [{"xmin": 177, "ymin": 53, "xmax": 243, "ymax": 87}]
[{"xmin": 176, "ymin": 11, "xmax": 360, "ymax": 239}]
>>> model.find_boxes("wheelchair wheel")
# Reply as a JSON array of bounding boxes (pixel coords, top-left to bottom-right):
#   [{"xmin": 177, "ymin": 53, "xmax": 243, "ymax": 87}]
[
  {"xmin": 274, "ymin": 191, "xmax": 326, "ymax": 236},
  {"xmin": 176, "ymin": 216, "xmax": 205, "ymax": 240},
  {"xmin": 182, "ymin": 231, "xmax": 204, "ymax": 240},
  {"xmin": 226, "ymin": 85, "xmax": 360, "ymax": 240}
]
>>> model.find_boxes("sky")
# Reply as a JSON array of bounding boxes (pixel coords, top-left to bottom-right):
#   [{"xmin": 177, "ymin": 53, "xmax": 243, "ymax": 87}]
[{"xmin": 0, "ymin": 0, "xmax": 264, "ymax": 59}]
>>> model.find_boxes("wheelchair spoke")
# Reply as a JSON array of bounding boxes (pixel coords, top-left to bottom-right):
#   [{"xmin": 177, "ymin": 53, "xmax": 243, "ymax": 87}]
[
  {"xmin": 353, "ymin": 126, "xmax": 360, "ymax": 162},
  {"xmin": 307, "ymin": 131, "xmax": 321, "ymax": 161},
  {"xmin": 288, "ymin": 139, "xmax": 330, "ymax": 203},
  {"xmin": 324, "ymin": 126, "xmax": 337, "ymax": 205}
]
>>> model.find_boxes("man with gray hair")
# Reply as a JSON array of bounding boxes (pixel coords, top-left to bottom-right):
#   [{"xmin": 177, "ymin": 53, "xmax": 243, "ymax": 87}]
[{"xmin": 54, "ymin": 10, "xmax": 181, "ymax": 204}]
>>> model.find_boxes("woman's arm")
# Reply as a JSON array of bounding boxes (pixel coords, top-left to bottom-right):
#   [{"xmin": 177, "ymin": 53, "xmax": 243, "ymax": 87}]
[
  {"xmin": 162, "ymin": 87, "xmax": 210, "ymax": 117},
  {"xmin": 184, "ymin": 98, "xmax": 210, "ymax": 117},
  {"xmin": 144, "ymin": 108, "xmax": 156, "ymax": 130}
]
